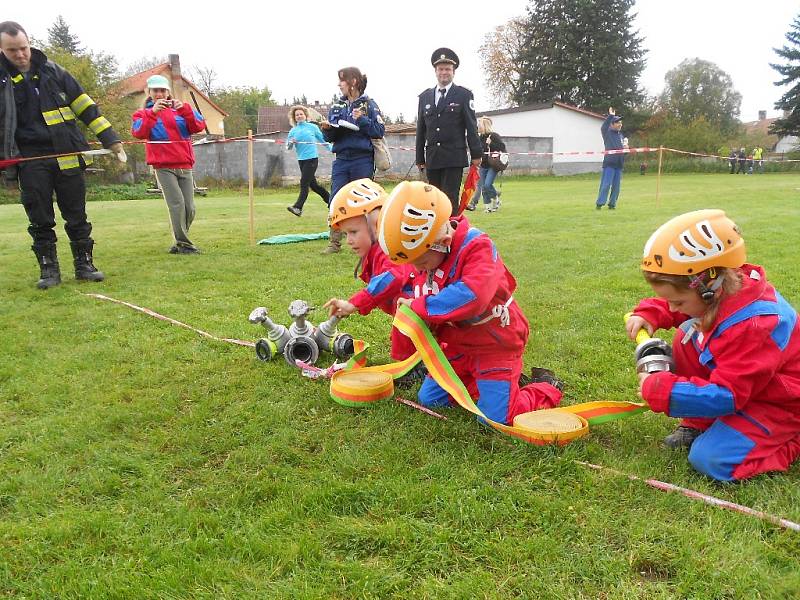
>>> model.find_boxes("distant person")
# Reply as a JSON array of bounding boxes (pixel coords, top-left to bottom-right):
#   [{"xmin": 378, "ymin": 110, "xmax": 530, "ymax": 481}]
[
  {"xmin": 466, "ymin": 116, "xmax": 506, "ymax": 213},
  {"xmin": 285, "ymin": 105, "xmax": 330, "ymax": 217},
  {"xmin": 640, "ymin": 161, "xmax": 647, "ymax": 176},
  {"xmin": 416, "ymin": 47, "xmax": 482, "ymax": 216},
  {"xmin": 319, "ymin": 66, "xmax": 385, "ymax": 254},
  {"xmin": 736, "ymin": 147, "xmax": 747, "ymax": 174},
  {"xmin": 595, "ymin": 107, "xmax": 626, "ymax": 210},
  {"xmin": 0, "ymin": 20, "xmax": 125, "ymax": 289},
  {"xmin": 728, "ymin": 149, "xmax": 737, "ymax": 174},
  {"xmin": 132, "ymin": 75, "xmax": 206, "ymax": 254},
  {"xmin": 753, "ymin": 145, "xmax": 764, "ymax": 174}
]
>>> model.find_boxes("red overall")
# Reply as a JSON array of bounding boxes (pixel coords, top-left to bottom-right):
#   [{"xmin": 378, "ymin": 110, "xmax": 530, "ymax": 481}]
[
  {"xmin": 349, "ymin": 243, "xmax": 416, "ymax": 360},
  {"xmin": 407, "ymin": 218, "xmax": 561, "ymax": 424},
  {"xmin": 633, "ymin": 264, "xmax": 800, "ymax": 480}
]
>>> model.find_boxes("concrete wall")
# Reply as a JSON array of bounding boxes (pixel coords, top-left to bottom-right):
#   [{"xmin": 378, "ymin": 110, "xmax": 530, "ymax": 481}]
[
  {"xmin": 191, "ymin": 133, "xmax": 554, "ymax": 186},
  {"xmin": 775, "ymin": 135, "xmax": 799, "ymax": 154}
]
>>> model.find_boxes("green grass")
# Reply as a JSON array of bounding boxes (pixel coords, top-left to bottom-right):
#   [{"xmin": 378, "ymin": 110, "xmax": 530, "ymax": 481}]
[{"xmin": 1, "ymin": 173, "xmax": 800, "ymax": 598}]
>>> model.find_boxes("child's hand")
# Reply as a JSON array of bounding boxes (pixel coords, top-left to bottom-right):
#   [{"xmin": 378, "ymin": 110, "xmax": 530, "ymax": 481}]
[
  {"xmin": 324, "ymin": 298, "xmax": 356, "ymax": 318},
  {"xmin": 396, "ymin": 297, "xmax": 413, "ymax": 309},
  {"xmin": 625, "ymin": 314, "xmax": 654, "ymax": 341}
]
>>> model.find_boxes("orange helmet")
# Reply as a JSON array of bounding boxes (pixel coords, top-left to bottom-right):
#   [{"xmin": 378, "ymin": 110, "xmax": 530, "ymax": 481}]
[
  {"xmin": 378, "ymin": 181, "xmax": 450, "ymax": 263},
  {"xmin": 328, "ymin": 179, "xmax": 387, "ymax": 229},
  {"xmin": 641, "ymin": 209, "xmax": 746, "ymax": 275}
]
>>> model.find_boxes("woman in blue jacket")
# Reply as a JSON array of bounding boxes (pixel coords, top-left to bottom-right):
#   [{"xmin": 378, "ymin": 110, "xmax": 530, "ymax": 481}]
[
  {"xmin": 286, "ymin": 105, "xmax": 330, "ymax": 216},
  {"xmin": 319, "ymin": 66, "xmax": 385, "ymax": 253}
]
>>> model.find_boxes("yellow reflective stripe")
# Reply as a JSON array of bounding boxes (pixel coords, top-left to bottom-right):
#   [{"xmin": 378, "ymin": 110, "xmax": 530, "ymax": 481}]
[
  {"xmin": 59, "ymin": 106, "xmax": 76, "ymax": 121},
  {"xmin": 11, "ymin": 74, "xmax": 23, "ymax": 84},
  {"xmin": 70, "ymin": 93, "xmax": 94, "ymax": 116},
  {"xmin": 56, "ymin": 155, "xmax": 81, "ymax": 170},
  {"xmin": 88, "ymin": 116, "xmax": 112, "ymax": 135},
  {"xmin": 42, "ymin": 109, "xmax": 64, "ymax": 126}
]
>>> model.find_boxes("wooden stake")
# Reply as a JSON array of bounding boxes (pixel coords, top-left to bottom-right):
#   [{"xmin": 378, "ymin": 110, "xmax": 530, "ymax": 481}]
[
  {"xmin": 248, "ymin": 129, "xmax": 255, "ymax": 245},
  {"xmin": 656, "ymin": 145, "xmax": 664, "ymax": 209}
]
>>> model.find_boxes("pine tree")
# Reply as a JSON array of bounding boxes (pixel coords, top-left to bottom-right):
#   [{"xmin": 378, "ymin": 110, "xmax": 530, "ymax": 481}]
[
  {"xmin": 47, "ymin": 15, "xmax": 83, "ymax": 55},
  {"xmin": 513, "ymin": 0, "xmax": 646, "ymax": 114},
  {"xmin": 770, "ymin": 14, "xmax": 800, "ymax": 137}
]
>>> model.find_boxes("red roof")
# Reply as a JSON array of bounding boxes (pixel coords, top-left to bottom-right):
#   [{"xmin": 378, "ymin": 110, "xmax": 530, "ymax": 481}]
[{"xmin": 115, "ymin": 63, "xmax": 228, "ymax": 117}]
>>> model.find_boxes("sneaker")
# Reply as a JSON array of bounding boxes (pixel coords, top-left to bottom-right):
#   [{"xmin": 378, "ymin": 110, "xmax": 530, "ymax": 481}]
[
  {"xmin": 495, "ymin": 196, "xmax": 502, "ymax": 211},
  {"xmin": 663, "ymin": 426, "xmax": 702, "ymax": 450},
  {"xmin": 465, "ymin": 203, "xmax": 476, "ymax": 212},
  {"xmin": 287, "ymin": 206, "xmax": 302, "ymax": 217},
  {"xmin": 395, "ymin": 363, "xmax": 429, "ymax": 389},
  {"xmin": 596, "ymin": 205, "xmax": 603, "ymax": 210},
  {"xmin": 320, "ymin": 245, "xmax": 340, "ymax": 254},
  {"xmin": 608, "ymin": 206, "xmax": 616, "ymax": 210}
]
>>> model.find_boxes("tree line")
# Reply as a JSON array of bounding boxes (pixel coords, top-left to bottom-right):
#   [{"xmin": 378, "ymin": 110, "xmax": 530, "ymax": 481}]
[
  {"xmin": 479, "ymin": 0, "xmax": 800, "ymax": 155},
  {"xmin": 33, "ymin": 8, "xmax": 800, "ymax": 156}
]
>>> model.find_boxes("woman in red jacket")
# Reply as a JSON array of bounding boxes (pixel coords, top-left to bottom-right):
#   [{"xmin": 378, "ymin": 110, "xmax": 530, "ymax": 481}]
[
  {"xmin": 626, "ymin": 210, "xmax": 800, "ymax": 481},
  {"xmin": 131, "ymin": 75, "xmax": 206, "ymax": 254}
]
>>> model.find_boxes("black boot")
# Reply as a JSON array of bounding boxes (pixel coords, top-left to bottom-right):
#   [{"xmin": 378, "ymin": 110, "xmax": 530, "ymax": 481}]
[
  {"xmin": 32, "ymin": 243, "xmax": 62, "ymax": 290},
  {"xmin": 70, "ymin": 239, "xmax": 105, "ymax": 282},
  {"xmin": 663, "ymin": 426, "xmax": 702, "ymax": 450},
  {"xmin": 518, "ymin": 367, "xmax": 565, "ymax": 391}
]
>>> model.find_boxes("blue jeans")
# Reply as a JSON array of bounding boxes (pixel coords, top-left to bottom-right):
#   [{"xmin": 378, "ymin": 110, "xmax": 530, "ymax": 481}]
[
  {"xmin": 596, "ymin": 166, "xmax": 622, "ymax": 208},
  {"xmin": 479, "ymin": 167, "xmax": 499, "ymax": 203},
  {"xmin": 330, "ymin": 154, "xmax": 374, "ymax": 201}
]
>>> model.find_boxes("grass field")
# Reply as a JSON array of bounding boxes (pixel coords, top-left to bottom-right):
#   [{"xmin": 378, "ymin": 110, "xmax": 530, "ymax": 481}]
[{"xmin": 1, "ymin": 173, "xmax": 799, "ymax": 598}]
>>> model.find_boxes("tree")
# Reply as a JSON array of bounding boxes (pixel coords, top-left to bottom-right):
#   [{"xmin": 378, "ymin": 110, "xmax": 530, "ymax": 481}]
[
  {"xmin": 638, "ymin": 112, "xmax": 726, "ymax": 154},
  {"xmin": 770, "ymin": 13, "xmax": 800, "ymax": 138},
  {"xmin": 513, "ymin": 0, "xmax": 646, "ymax": 114},
  {"xmin": 478, "ymin": 17, "xmax": 527, "ymax": 106},
  {"xmin": 190, "ymin": 66, "xmax": 218, "ymax": 97},
  {"xmin": 658, "ymin": 58, "xmax": 742, "ymax": 136},
  {"xmin": 122, "ymin": 56, "xmax": 167, "ymax": 77},
  {"xmin": 213, "ymin": 86, "xmax": 275, "ymax": 137},
  {"xmin": 47, "ymin": 15, "xmax": 83, "ymax": 55}
]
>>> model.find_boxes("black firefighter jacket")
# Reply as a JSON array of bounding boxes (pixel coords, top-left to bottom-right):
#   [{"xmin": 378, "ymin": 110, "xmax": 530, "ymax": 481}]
[{"xmin": 1, "ymin": 48, "xmax": 119, "ymax": 180}]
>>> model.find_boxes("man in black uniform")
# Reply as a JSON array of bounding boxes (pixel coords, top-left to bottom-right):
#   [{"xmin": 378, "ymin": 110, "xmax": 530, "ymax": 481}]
[
  {"xmin": 416, "ymin": 48, "xmax": 481, "ymax": 215},
  {"xmin": 0, "ymin": 21, "xmax": 124, "ymax": 289}
]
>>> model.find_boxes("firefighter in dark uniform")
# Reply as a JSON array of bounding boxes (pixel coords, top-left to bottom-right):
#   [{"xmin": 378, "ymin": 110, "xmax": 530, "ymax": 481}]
[
  {"xmin": 416, "ymin": 48, "xmax": 481, "ymax": 215},
  {"xmin": 0, "ymin": 21, "xmax": 125, "ymax": 289}
]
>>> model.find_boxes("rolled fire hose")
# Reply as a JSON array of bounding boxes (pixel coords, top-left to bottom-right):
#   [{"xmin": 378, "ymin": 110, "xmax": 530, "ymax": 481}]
[{"xmin": 330, "ymin": 306, "xmax": 646, "ymax": 446}]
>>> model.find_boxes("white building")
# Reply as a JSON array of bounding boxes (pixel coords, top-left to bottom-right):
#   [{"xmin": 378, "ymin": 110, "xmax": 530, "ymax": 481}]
[{"xmin": 478, "ymin": 102, "xmax": 606, "ymax": 175}]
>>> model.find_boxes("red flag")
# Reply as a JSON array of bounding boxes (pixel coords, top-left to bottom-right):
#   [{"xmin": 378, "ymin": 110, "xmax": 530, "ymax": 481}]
[{"xmin": 457, "ymin": 164, "xmax": 480, "ymax": 215}]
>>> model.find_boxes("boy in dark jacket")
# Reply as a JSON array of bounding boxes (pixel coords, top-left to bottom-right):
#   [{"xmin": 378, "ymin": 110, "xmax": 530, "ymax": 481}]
[{"xmin": 595, "ymin": 107, "xmax": 626, "ymax": 210}]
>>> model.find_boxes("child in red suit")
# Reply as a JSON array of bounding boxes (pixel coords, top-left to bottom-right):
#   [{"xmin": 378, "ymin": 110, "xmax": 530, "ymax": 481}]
[
  {"xmin": 323, "ymin": 179, "xmax": 419, "ymax": 369},
  {"xmin": 377, "ymin": 181, "xmax": 563, "ymax": 425},
  {"xmin": 626, "ymin": 209, "xmax": 800, "ymax": 481}
]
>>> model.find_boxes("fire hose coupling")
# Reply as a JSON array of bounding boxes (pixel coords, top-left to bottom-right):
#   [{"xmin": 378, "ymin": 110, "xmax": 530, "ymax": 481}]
[
  {"xmin": 249, "ymin": 300, "xmax": 355, "ymax": 366},
  {"xmin": 624, "ymin": 312, "xmax": 675, "ymax": 374}
]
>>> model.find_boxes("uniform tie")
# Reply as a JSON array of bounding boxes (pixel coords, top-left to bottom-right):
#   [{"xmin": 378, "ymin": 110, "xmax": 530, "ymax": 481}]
[{"xmin": 437, "ymin": 88, "xmax": 446, "ymax": 106}]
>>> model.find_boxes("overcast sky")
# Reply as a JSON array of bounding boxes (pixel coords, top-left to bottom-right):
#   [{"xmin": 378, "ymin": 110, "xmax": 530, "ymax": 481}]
[{"xmin": 6, "ymin": 1, "xmax": 798, "ymax": 123}]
